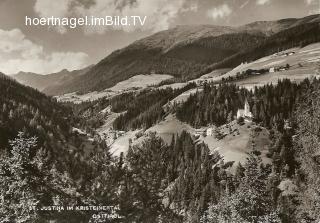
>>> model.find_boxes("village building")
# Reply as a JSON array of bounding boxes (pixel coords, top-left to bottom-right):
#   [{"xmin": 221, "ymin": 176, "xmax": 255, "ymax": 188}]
[
  {"xmin": 237, "ymin": 100, "xmax": 253, "ymax": 121},
  {"xmin": 195, "ymin": 129, "xmax": 206, "ymax": 136},
  {"xmin": 279, "ymin": 67, "xmax": 286, "ymax": 71},
  {"xmin": 269, "ymin": 67, "xmax": 275, "ymax": 73},
  {"xmin": 206, "ymin": 126, "xmax": 216, "ymax": 136},
  {"xmin": 284, "ymin": 120, "xmax": 292, "ymax": 130},
  {"xmin": 206, "ymin": 127, "xmax": 213, "ymax": 136}
]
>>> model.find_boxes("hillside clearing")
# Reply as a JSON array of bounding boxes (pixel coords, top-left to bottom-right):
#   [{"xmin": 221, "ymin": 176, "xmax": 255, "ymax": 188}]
[
  {"xmin": 55, "ymin": 74, "xmax": 174, "ymax": 103},
  {"xmin": 206, "ymin": 43, "xmax": 320, "ymax": 87},
  {"xmin": 135, "ymin": 115, "xmax": 271, "ymax": 165}
]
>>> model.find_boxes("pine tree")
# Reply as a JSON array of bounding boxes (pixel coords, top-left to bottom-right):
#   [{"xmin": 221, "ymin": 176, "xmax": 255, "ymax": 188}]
[
  {"xmin": 203, "ymin": 151, "xmax": 279, "ymax": 222},
  {"xmin": 0, "ymin": 132, "xmax": 39, "ymax": 223}
]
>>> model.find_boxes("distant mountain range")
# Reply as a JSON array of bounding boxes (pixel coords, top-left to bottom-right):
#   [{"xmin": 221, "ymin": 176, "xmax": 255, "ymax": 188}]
[
  {"xmin": 12, "ymin": 66, "xmax": 91, "ymax": 94},
  {"xmin": 13, "ymin": 14, "xmax": 320, "ymax": 95}
]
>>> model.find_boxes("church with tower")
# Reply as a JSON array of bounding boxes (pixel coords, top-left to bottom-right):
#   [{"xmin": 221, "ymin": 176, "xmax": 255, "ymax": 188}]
[{"xmin": 237, "ymin": 100, "xmax": 253, "ymax": 121}]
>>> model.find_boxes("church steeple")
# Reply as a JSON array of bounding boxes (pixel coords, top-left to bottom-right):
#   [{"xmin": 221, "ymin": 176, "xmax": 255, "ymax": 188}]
[
  {"xmin": 236, "ymin": 99, "xmax": 253, "ymax": 120},
  {"xmin": 244, "ymin": 100, "xmax": 250, "ymax": 114}
]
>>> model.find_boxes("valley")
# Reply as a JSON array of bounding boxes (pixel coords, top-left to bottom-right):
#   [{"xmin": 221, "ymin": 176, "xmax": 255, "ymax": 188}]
[
  {"xmin": 2, "ymin": 13, "xmax": 320, "ymax": 223},
  {"xmin": 51, "ymin": 42, "xmax": 320, "ymax": 167}
]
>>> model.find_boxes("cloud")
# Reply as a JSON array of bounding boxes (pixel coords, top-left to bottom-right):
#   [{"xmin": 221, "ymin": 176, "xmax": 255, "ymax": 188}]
[
  {"xmin": 34, "ymin": 0, "xmax": 72, "ymax": 17},
  {"xmin": 33, "ymin": 0, "xmax": 198, "ymax": 33},
  {"xmin": 305, "ymin": 0, "xmax": 320, "ymax": 14},
  {"xmin": 256, "ymin": 0, "xmax": 271, "ymax": 5},
  {"xmin": 34, "ymin": 0, "xmax": 74, "ymax": 33},
  {"xmin": 240, "ymin": 0, "xmax": 250, "ymax": 9},
  {"xmin": 0, "ymin": 52, "xmax": 89, "ymax": 75},
  {"xmin": 0, "ymin": 29, "xmax": 43, "ymax": 58},
  {"xmin": 305, "ymin": 0, "xmax": 315, "ymax": 4},
  {"xmin": 207, "ymin": 4, "xmax": 232, "ymax": 20},
  {"xmin": 0, "ymin": 29, "xmax": 89, "ymax": 74}
]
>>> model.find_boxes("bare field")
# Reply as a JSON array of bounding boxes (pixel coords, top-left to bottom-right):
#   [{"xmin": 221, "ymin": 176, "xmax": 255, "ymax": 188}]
[
  {"xmin": 169, "ymin": 87, "xmax": 203, "ymax": 105},
  {"xmin": 104, "ymin": 113, "xmax": 271, "ymax": 165},
  {"xmin": 203, "ymin": 121, "xmax": 271, "ymax": 164},
  {"xmin": 189, "ymin": 68, "xmax": 231, "ymax": 84},
  {"xmin": 207, "ymin": 43, "xmax": 320, "ymax": 87},
  {"xmin": 145, "ymin": 115, "xmax": 271, "ymax": 165},
  {"xmin": 56, "ymin": 74, "xmax": 174, "ymax": 103},
  {"xmin": 110, "ymin": 130, "xmax": 142, "ymax": 156},
  {"xmin": 146, "ymin": 114, "xmax": 194, "ymax": 144},
  {"xmin": 110, "ymin": 74, "xmax": 173, "ymax": 91},
  {"xmin": 237, "ymin": 66, "xmax": 317, "ymax": 90}
]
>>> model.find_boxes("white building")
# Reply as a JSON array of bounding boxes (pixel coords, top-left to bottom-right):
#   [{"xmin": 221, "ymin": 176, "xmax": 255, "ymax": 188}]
[
  {"xmin": 206, "ymin": 127, "xmax": 216, "ymax": 136},
  {"xmin": 269, "ymin": 67, "xmax": 275, "ymax": 73},
  {"xmin": 284, "ymin": 120, "xmax": 292, "ymax": 130},
  {"xmin": 237, "ymin": 100, "xmax": 253, "ymax": 120},
  {"xmin": 194, "ymin": 128, "xmax": 207, "ymax": 137}
]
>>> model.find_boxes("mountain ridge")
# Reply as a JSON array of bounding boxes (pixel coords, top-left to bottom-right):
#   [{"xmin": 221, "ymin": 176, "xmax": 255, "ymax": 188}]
[
  {"xmin": 15, "ymin": 14, "xmax": 320, "ymax": 95},
  {"xmin": 12, "ymin": 66, "xmax": 92, "ymax": 93}
]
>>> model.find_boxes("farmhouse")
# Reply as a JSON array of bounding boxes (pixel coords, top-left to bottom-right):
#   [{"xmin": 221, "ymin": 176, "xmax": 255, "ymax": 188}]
[
  {"xmin": 237, "ymin": 100, "xmax": 253, "ymax": 121},
  {"xmin": 206, "ymin": 126, "xmax": 216, "ymax": 136},
  {"xmin": 269, "ymin": 67, "xmax": 275, "ymax": 73},
  {"xmin": 195, "ymin": 129, "xmax": 206, "ymax": 136}
]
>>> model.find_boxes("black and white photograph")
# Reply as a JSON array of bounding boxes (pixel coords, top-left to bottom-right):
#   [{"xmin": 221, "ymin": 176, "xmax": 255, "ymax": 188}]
[{"xmin": 0, "ymin": 0, "xmax": 320, "ymax": 222}]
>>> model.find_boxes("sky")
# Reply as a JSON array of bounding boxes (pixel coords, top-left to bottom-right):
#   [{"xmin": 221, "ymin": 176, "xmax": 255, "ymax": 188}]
[{"xmin": 0, "ymin": 0, "xmax": 319, "ymax": 74}]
